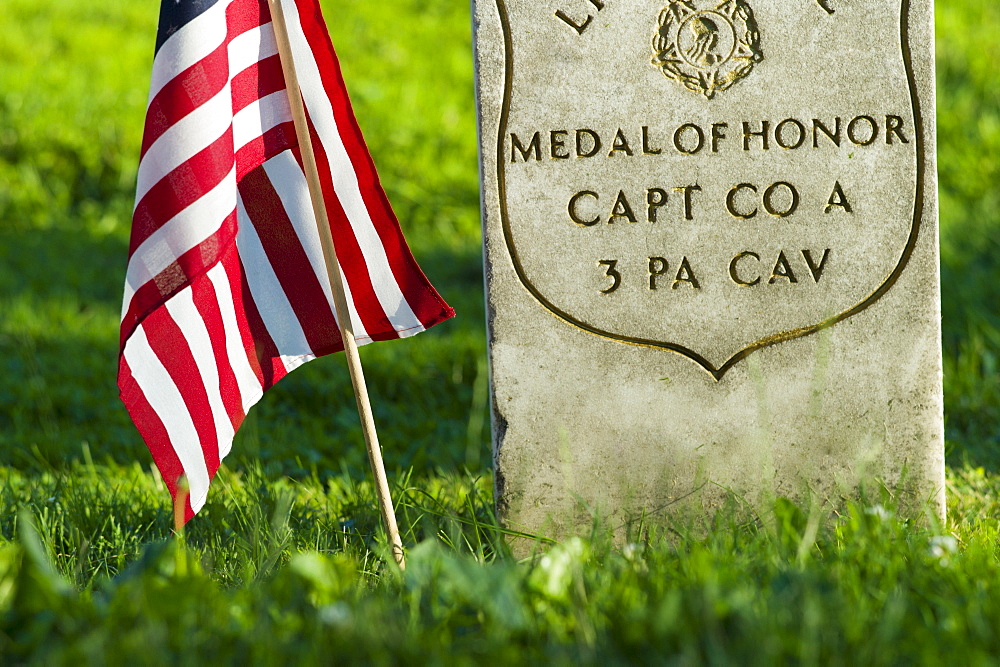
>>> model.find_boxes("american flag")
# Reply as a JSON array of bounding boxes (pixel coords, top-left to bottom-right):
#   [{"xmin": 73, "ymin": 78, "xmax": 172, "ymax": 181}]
[{"xmin": 118, "ymin": 0, "xmax": 454, "ymax": 521}]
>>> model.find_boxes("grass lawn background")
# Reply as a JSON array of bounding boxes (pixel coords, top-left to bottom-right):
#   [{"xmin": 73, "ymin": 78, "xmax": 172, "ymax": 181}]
[{"xmin": 0, "ymin": 0, "xmax": 998, "ymax": 661}]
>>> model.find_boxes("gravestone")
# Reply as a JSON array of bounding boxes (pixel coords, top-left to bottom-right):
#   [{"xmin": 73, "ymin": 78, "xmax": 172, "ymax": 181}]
[{"xmin": 472, "ymin": 0, "xmax": 944, "ymax": 538}]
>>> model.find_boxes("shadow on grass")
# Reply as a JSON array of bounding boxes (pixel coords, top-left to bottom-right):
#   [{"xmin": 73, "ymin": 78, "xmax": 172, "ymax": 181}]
[
  {"xmin": 940, "ymin": 235, "xmax": 1000, "ymax": 472},
  {"xmin": 0, "ymin": 225, "xmax": 134, "ymax": 469},
  {"xmin": 2, "ymin": 210, "xmax": 997, "ymax": 476},
  {"xmin": 0, "ymin": 225, "xmax": 492, "ymax": 479}
]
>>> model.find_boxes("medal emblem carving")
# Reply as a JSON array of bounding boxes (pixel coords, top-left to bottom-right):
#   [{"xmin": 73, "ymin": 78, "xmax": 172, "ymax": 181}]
[{"xmin": 652, "ymin": 0, "xmax": 763, "ymax": 98}]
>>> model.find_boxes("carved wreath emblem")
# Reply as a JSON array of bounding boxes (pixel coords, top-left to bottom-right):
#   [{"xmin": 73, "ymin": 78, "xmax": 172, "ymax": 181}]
[{"xmin": 652, "ymin": 0, "xmax": 763, "ymax": 99}]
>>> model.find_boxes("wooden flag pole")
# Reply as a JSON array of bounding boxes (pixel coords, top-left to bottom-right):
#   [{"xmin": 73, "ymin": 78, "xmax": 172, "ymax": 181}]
[
  {"xmin": 266, "ymin": 0, "xmax": 406, "ymax": 570},
  {"xmin": 173, "ymin": 474, "xmax": 189, "ymax": 536}
]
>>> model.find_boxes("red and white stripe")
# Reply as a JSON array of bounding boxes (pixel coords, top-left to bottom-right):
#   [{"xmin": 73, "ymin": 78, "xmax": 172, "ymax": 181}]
[{"xmin": 119, "ymin": 0, "xmax": 454, "ymax": 520}]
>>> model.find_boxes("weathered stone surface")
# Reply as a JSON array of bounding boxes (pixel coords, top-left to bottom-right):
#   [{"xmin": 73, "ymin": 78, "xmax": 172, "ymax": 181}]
[{"xmin": 473, "ymin": 0, "xmax": 944, "ymax": 540}]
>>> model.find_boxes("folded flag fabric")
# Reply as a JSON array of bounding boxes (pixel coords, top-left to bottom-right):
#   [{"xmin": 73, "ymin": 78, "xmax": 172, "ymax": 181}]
[{"xmin": 118, "ymin": 0, "xmax": 454, "ymax": 521}]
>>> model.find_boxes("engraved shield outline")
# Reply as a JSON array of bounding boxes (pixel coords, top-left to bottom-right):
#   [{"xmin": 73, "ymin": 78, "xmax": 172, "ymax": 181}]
[{"xmin": 491, "ymin": 0, "xmax": 926, "ymax": 381}]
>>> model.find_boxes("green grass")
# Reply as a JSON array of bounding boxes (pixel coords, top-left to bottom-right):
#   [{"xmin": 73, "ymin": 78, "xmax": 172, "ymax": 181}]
[{"xmin": 1, "ymin": 0, "xmax": 999, "ymax": 662}]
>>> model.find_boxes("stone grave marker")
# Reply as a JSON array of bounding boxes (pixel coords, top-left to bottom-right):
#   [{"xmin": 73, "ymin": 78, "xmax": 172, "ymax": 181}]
[{"xmin": 472, "ymin": 0, "xmax": 944, "ymax": 538}]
